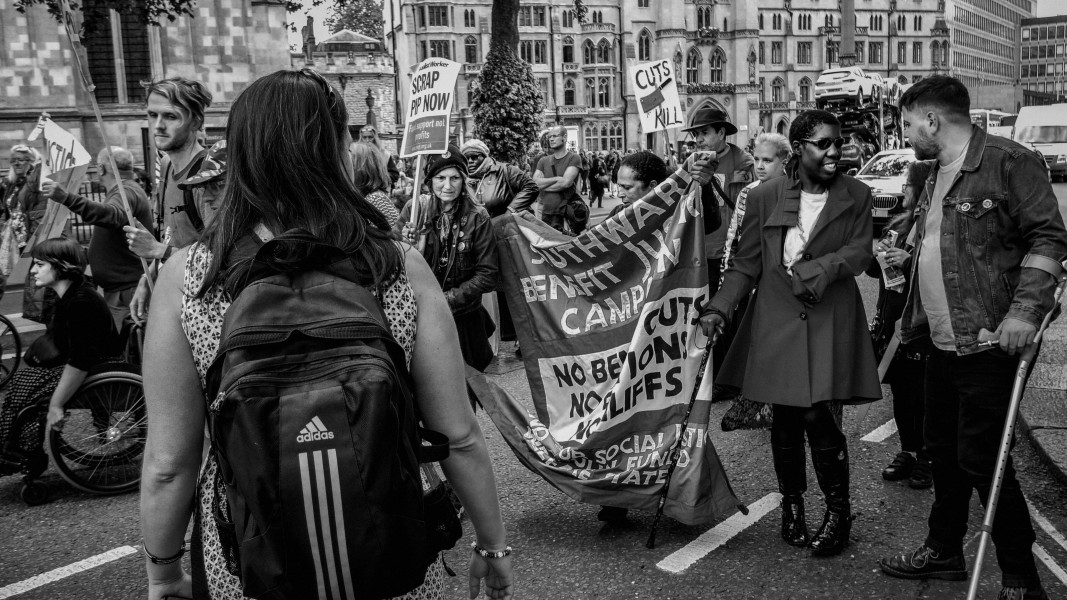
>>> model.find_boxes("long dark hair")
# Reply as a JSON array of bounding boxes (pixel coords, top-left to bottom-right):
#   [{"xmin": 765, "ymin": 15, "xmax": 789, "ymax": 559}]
[{"xmin": 197, "ymin": 69, "xmax": 401, "ymax": 297}]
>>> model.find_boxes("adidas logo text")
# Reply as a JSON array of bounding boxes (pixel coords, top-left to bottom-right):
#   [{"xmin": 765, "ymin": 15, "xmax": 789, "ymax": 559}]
[{"xmin": 297, "ymin": 416, "xmax": 335, "ymax": 443}]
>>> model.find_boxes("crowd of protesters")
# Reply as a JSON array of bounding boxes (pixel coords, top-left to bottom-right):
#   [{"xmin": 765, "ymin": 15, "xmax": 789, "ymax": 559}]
[{"xmin": 0, "ymin": 69, "xmax": 1063, "ymax": 600}]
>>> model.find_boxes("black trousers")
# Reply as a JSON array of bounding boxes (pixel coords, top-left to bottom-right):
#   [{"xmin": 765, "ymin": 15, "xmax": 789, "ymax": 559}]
[
  {"xmin": 771, "ymin": 403, "xmax": 846, "ymax": 451},
  {"xmin": 887, "ymin": 353, "xmax": 926, "ymax": 454},
  {"xmin": 923, "ymin": 348, "xmax": 1039, "ymax": 588}
]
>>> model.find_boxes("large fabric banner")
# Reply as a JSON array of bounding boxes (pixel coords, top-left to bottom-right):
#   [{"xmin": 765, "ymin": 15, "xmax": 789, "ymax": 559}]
[{"xmin": 482, "ymin": 169, "xmax": 742, "ymax": 525}]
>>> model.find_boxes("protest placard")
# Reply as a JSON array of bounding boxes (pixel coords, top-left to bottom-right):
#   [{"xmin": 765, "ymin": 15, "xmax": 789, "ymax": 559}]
[
  {"xmin": 479, "ymin": 171, "xmax": 742, "ymax": 525},
  {"xmin": 629, "ymin": 59, "xmax": 685, "ymax": 133},
  {"xmin": 25, "ymin": 114, "xmax": 91, "ymax": 247},
  {"xmin": 399, "ymin": 59, "xmax": 462, "ymax": 157}
]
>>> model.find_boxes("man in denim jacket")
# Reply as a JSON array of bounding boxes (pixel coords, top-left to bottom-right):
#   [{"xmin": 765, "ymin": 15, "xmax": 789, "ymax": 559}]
[{"xmin": 879, "ymin": 76, "xmax": 1067, "ymax": 600}]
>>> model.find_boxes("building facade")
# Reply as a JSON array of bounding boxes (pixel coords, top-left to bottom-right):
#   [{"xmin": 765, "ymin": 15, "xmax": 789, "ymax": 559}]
[
  {"xmin": 1019, "ymin": 14, "xmax": 1067, "ymax": 105},
  {"xmin": 292, "ymin": 19, "xmax": 400, "ymax": 154},
  {"xmin": 384, "ymin": 0, "xmax": 1034, "ymax": 155},
  {"xmin": 0, "ymin": 0, "xmax": 291, "ymax": 165}
]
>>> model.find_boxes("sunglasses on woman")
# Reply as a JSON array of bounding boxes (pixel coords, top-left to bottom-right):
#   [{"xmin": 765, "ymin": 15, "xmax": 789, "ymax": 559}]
[{"xmin": 800, "ymin": 137, "xmax": 847, "ymax": 150}]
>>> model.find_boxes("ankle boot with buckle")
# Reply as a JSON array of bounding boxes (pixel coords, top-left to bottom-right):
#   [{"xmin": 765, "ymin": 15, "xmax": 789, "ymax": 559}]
[
  {"xmin": 772, "ymin": 444, "xmax": 810, "ymax": 547},
  {"xmin": 809, "ymin": 445, "xmax": 853, "ymax": 557}
]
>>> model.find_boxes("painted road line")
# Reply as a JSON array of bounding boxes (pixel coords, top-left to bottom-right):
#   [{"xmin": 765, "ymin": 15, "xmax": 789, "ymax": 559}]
[
  {"xmin": 861, "ymin": 419, "xmax": 898, "ymax": 443},
  {"xmin": 2, "ymin": 313, "xmax": 45, "ymax": 334},
  {"xmin": 0, "ymin": 546, "xmax": 138, "ymax": 599},
  {"xmin": 1029, "ymin": 500, "xmax": 1067, "ymax": 554},
  {"xmin": 1034, "ymin": 544, "xmax": 1067, "ymax": 588},
  {"xmin": 657, "ymin": 493, "xmax": 780, "ymax": 573}
]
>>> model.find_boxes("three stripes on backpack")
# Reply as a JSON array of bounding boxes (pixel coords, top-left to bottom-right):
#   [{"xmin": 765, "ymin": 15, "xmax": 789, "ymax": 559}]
[{"xmin": 298, "ymin": 448, "xmax": 356, "ymax": 600}]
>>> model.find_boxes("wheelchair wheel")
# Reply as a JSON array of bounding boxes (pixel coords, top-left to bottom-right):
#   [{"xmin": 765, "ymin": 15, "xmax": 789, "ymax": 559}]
[
  {"xmin": 48, "ymin": 371, "xmax": 145, "ymax": 495},
  {"xmin": 0, "ymin": 313, "xmax": 21, "ymax": 389}
]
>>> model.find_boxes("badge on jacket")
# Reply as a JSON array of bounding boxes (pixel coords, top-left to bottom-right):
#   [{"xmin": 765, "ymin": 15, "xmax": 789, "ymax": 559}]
[{"xmin": 733, "ymin": 169, "xmax": 751, "ymax": 183}]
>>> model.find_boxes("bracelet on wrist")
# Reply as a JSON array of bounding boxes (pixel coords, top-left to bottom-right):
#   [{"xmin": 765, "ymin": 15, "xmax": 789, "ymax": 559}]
[
  {"xmin": 470, "ymin": 541, "xmax": 512, "ymax": 559},
  {"xmin": 143, "ymin": 540, "xmax": 185, "ymax": 565}
]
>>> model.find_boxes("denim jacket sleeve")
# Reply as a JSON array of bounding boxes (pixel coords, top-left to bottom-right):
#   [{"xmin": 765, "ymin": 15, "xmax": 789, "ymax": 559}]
[{"xmin": 1004, "ymin": 150, "xmax": 1067, "ymax": 327}]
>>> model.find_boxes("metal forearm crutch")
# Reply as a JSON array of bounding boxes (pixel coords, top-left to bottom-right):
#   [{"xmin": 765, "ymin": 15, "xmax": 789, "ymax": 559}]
[{"xmin": 966, "ymin": 259, "xmax": 1067, "ymax": 600}]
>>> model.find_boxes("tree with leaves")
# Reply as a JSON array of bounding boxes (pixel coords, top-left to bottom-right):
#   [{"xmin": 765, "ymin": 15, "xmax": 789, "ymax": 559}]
[
  {"xmin": 470, "ymin": 0, "xmax": 587, "ymax": 166},
  {"xmin": 325, "ymin": 0, "xmax": 384, "ymax": 38}
]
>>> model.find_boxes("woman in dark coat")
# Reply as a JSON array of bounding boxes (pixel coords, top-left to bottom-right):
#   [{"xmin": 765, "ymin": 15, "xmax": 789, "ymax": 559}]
[
  {"xmin": 399, "ymin": 144, "xmax": 499, "ymax": 372},
  {"xmin": 701, "ymin": 110, "xmax": 881, "ymax": 558}
]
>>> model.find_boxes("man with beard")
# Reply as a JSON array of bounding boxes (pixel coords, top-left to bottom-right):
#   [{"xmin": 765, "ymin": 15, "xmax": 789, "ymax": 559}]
[
  {"xmin": 123, "ymin": 77, "xmax": 213, "ymax": 322},
  {"xmin": 533, "ymin": 126, "xmax": 584, "ymax": 234},
  {"xmin": 879, "ymin": 76, "xmax": 1067, "ymax": 600}
]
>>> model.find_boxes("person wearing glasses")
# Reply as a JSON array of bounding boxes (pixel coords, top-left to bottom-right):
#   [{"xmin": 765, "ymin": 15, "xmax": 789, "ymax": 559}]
[
  {"xmin": 139, "ymin": 70, "xmax": 513, "ymax": 600},
  {"xmin": 699, "ymin": 109, "xmax": 881, "ymax": 558}
]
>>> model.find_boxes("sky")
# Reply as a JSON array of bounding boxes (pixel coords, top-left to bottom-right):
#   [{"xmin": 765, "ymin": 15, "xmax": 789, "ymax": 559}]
[{"xmin": 1035, "ymin": 0, "xmax": 1067, "ymax": 17}]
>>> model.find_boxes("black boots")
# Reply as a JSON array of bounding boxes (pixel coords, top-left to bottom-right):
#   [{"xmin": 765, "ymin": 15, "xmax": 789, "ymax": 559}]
[
  {"xmin": 809, "ymin": 445, "xmax": 854, "ymax": 557},
  {"xmin": 772, "ymin": 444, "xmax": 810, "ymax": 547}
]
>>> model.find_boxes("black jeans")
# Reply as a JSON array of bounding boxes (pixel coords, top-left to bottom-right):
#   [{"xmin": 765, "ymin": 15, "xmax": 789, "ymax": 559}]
[
  {"xmin": 887, "ymin": 353, "xmax": 926, "ymax": 454},
  {"xmin": 924, "ymin": 348, "xmax": 1039, "ymax": 588}
]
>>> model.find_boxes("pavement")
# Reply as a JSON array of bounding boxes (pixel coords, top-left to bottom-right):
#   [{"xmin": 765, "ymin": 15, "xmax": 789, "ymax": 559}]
[{"xmin": 1018, "ymin": 297, "xmax": 1067, "ymax": 486}]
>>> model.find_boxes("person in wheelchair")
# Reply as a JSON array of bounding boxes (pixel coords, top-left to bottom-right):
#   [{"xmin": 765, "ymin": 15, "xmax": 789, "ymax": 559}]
[{"xmin": 0, "ymin": 237, "xmax": 117, "ymax": 472}]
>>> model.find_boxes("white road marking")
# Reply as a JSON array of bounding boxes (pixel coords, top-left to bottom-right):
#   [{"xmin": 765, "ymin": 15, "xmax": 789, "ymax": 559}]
[
  {"xmin": 656, "ymin": 493, "xmax": 781, "ymax": 573},
  {"xmin": 1029, "ymin": 500, "xmax": 1067, "ymax": 554},
  {"xmin": 0, "ymin": 546, "xmax": 138, "ymax": 599},
  {"xmin": 861, "ymin": 419, "xmax": 898, "ymax": 443},
  {"xmin": 2, "ymin": 313, "xmax": 45, "ymax": 334},
  {"xmin": 1034, "ymin": 544, "xmax": 1067, "ymax": 587}
]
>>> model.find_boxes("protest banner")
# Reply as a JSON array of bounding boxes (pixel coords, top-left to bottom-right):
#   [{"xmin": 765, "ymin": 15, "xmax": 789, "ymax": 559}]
[
  {"xmin": 399, "ymin": 58, "xmax": 462, "ymax": 158},
  {"xmin": 25, "ymin": 114, "xmax": 90, "ymax": 248},
  {"xmin": 480, "ymin": 170, "xmax": 742, "ymax": 525},
  {"xmin": 629, "ymin": 59, "xmax": 685, "ymax": 133}
]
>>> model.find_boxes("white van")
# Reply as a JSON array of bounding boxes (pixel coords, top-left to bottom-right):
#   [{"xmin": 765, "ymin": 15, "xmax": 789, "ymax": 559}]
[{"xmin": 1012, "ymin": 104, "xmax": 1067, "ymax": 182}]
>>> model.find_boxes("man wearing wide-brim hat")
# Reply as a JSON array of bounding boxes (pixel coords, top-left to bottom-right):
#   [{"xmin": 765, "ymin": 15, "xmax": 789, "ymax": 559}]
[{"xmin": 682, "ymin": 106, "xmax": 755, "ymax": 295}]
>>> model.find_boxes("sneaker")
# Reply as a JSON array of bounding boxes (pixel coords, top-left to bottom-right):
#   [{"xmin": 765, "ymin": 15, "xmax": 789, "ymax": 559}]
[
  {"xmin": 997, "ymin": 585, "xmax": 1050, "ymax": 600},
  {"xmin": 879, "ymin": 544, "xmax": 968, "ymax": 581},
  {"xmin": 881, "ymin": 451, "xmax": 915, "ymax": 481},
  {"xmin": 908, "ymin": 456, "xmax": 933, "ymax": 489}
]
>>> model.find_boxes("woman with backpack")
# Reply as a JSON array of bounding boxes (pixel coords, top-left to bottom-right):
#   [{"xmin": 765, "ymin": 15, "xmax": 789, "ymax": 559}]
[{"xmin": 140, "ymin": 69, "xmax": 513, "ymax": 600}]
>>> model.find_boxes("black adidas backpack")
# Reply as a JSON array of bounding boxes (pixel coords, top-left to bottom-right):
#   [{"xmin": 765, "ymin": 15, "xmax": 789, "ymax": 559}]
[{"xmin": 204, "ymin": 230, "xmax": 446, "ymax": 600}]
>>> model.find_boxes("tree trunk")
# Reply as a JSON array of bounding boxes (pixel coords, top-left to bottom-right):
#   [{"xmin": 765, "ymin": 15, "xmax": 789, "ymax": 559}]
[{"xmin": 490, "ymin": 0, "xmax": 520, "ymax": 53}]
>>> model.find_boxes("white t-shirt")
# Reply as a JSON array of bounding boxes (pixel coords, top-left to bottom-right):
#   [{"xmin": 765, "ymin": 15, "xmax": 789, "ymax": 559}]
[{"xmin": 783, "ymin": 190, "xmax": 829, "ymax": 270}]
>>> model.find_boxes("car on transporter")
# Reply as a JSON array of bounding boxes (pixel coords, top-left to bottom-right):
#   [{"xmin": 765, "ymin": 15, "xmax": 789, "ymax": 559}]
[
  {"xmin": 852, "ymin": 148, "xmax": 920, "ymax": 230},
  {"xmin": 814, "ymin": 67, "xmax": 885, "ymax": 108}
]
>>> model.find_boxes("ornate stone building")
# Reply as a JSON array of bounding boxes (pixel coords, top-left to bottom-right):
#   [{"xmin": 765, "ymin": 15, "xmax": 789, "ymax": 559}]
[
  {"xmin": 384, "ymin": 0, "xmax": 1034, "ymax": 154},
  {"xmin": 292, "ymin": 18, "xmax": 400, "ymax": 154},
  {"xmin": 0, "ymin": 0, "xmax": 291, "ymax": 165}
]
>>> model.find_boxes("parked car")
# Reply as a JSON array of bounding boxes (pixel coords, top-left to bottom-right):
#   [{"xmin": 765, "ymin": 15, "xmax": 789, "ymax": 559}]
[
  {"xmin": 1013, "ymin": 104, "xmax": 1067, "ymax": 182},
  {"xmin": 852, "ymin": 148, "xmax": 918, "ymax": 230},
  {"xmin": 814, "ymin": 67, "xmax": 884, "ymax": 107}
]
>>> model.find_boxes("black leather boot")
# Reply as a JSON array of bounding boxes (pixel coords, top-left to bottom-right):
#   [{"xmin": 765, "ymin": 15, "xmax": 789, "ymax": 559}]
[
  {"xmin": 810, "ymin": 445, "xmax": 853, "ymax": 557},
  {"xmin": 772, "ymin": 444, "xmax": 810, "ymax": 547}
]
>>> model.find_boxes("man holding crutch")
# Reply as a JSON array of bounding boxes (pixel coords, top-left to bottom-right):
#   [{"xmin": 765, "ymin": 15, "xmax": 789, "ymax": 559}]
[{"xmin": 878, "ymin": 75, "xmax": 1067, "ymax": 600}]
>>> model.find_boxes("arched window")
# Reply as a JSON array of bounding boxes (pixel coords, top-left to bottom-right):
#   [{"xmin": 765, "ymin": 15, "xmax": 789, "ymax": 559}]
[
  {"xmin": 586, "ymin": 78, "xmax": 596, "ymax": 107},
  {"xmin": 686, "ymin": 48, "xmax": 702, "ymax": 84},
  {"xmin": 826, "ymin": 40, "xmax": 838, "ymax": 64},
  {"xmin": 610, "ymin": 123, "xmax": 623, "ymax": 149},
  {"xmin": 595, "ymin": 10, "xmax": 603, "ymax": 24},
  {"xmin": 898, "ymin": 75, "xmax": 909, "ymax": 84},
  {"xmin": 930, "ymin": 41, "xmax": 940, "ymax": 65},
  {"xmin": 799, "ymin": 77, "xmax": 812, "ymax": 102},
  {"xmin": 759, "ymin": 14, "xmax": 764, "ymax": 30},
  {"xmin": 724, "ymin": 17, "xmax": 728, "ymax": 31},
  {"xmin": 585, "ymin": 125, "xmax": 597, "ymax": 150},
  {"xmin": 638, "ymin": 30, "xmax": 652, "ymax": 61},
  {"xmin": 562, "ymin": 10, "xmax": 573, "ymax": 28},
  {"xmin": 601, "ymin": 123, "xmax": 610, "ymax": 150},
  {"xmin": 698, "ymin": 6, "xmax": 711, "ymax": 29},
  {"xmin": 776, "ymin": 119, "xmax": 788, "ymax": 135},
  {"xmin": 464, "ymin": 36, "xmax": 478, "ymax": 64},
  {"xmin": 564, "ymin": 79, "xmax": 575, "ymax": 106},
  {"xmin": 583, "ymin": 40, "xmax": 595, "ymax": 64},
  {"xmin": 598, "ymin": 77, "xmax": 611, "ymax": 107},
  {"xmin": 562, "ymin": 36, "xmax": 574, "ymax": 63},
  {"xmin": 941, "ymin": 41, "xmax": 949, "ymax": 65},
  {"xmin": 597, "ymin": 39, "xmax": 612, "ymax": 64},
  {"xmin": 772, "ymin": 77, "xmax": 784, "ymax": 102},
  {"xmin": 709, "ymin": 49, "xmax": 725, "ymax": 82}
]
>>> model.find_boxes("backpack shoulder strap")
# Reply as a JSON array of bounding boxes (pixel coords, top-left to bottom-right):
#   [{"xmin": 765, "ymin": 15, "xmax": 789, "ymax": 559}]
[{"xmin": 182, "ymin": 151, "xmax": 209, "ymax": 232}]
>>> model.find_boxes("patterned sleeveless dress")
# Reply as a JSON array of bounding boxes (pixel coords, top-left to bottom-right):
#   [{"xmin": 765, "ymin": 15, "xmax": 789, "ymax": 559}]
[{"xmin": 180, "ymin": 243, "xmax": 445, "ymax": 600}]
